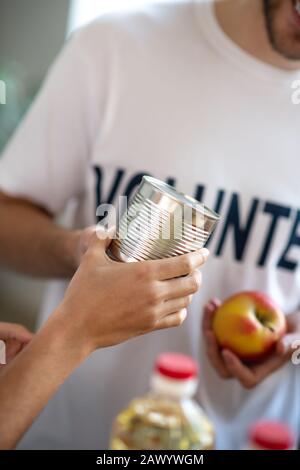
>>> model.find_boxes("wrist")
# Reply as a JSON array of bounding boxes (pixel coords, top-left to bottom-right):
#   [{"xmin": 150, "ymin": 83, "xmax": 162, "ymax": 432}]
[{"xmin": 41, "ymin": 305, "xmax": 93, "ymax": 366}]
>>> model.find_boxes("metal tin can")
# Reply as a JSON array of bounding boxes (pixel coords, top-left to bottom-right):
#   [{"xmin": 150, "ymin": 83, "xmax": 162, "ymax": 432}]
[{"xmin": 108, "ymin": 176, "xmax": 220, "ymax": 263}]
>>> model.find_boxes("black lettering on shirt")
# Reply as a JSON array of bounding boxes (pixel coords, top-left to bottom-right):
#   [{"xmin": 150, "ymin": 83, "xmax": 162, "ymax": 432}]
[
  {"xmin": 278, "ymin": 210, "xmax": 300, "ymax": 272},
  {"xmin": 215, "ymin": 193, "xmax": 259, "ymax": 261}
]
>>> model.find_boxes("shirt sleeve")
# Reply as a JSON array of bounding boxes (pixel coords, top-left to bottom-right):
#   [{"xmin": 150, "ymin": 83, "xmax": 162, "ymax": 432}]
[{"xmin": 0, "ymin": 28, "xmax": 101, "ymax": 215}]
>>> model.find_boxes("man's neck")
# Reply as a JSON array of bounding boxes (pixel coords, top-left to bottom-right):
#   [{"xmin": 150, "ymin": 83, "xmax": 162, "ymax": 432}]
[{"xmin": 215, "ymin": 0, "xmax": 300, "ymax": 71}]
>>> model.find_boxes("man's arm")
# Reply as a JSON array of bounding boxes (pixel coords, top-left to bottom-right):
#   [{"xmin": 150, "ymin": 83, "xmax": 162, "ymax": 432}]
[
  {"xmin": 0, "ymin": 192, "xmax": 82, "ymax": 277},
  {"xmin": 0, "ymin": 28, "xmax": 101, "ymax": 279}
]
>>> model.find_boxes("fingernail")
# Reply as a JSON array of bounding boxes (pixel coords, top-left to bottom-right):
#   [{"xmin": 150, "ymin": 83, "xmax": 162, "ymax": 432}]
[
  {"xmin": 222, "ymin": 351, "xmax": 233, "ymax": 364},
  {"xmin": 180, "ymin": 309, "xmax": 187, "ymax": 321},
  {"xmin": 200, "ymin": 248, "xmax": 210, "ymax": 260},
  {"xmin": 279, "ymin": 339, "xmax": 288, "ymax": 355}
]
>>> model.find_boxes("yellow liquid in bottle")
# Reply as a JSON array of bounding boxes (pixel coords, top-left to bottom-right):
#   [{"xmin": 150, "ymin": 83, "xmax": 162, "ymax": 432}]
[{"xmin": 110, "ymin": 396, "xmax": 214, "ymax": 450}]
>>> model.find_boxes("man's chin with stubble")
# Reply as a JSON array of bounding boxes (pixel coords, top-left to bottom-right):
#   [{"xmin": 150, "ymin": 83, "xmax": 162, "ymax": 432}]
[{"xmin": 263, "ymin": 0, "xmax": 300, "ymax": 60}]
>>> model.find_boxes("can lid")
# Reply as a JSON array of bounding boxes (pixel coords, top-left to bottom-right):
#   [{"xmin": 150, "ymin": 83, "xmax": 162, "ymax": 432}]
[
  {"xmin": 250, "ymin": 421, "xmax": 294, "ymax": 450},
  {"xmin": 142, "ymin": 176, "xmax": 220, "ymax": 221},
  {"xmin": 155, "ymin": 353, "xmax": 198, "ymax": 381}
]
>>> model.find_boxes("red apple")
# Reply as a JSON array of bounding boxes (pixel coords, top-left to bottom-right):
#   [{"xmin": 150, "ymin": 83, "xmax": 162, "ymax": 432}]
[{"xmin": 212, "ymin": 291, "xmax": 287, "ymax": 363}]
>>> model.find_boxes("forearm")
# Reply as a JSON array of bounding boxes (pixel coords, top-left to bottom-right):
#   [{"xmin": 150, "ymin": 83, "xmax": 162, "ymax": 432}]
[
  {"xmin": 0, "ymin": 307, "xmax": 90, "ymax": 449},
  {"xmin": 0, "ymin": 193, "xmax": 80, "ymax": 277}
]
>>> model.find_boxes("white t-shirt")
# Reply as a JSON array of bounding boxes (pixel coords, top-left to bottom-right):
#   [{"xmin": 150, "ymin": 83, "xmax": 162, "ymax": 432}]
[{"xmin": 0, "ymin": 0, "xmax": 299, "ymax": 450}]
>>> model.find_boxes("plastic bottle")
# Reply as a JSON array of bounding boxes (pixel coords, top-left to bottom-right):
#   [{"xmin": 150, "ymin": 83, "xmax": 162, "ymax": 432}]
[
  {"xmin": 110, "ymin": 353, "xmax": 215, "ymax": 450},
  {"xmin": 245, "ymin": 420, "xmax": 295, "ymax": 450}
]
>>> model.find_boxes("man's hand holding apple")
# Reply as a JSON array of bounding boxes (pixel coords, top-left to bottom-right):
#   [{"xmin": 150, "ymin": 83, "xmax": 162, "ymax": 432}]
[{"xmin": 202, "ymin": 295, "xmax": 300, "ymax": 389}]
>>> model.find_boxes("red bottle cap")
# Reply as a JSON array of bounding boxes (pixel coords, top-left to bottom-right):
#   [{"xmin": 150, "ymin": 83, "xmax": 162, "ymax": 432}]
[
  {"xmin": 250, "ymin": 421, "xmax": 294, "ymax": 450},
  {"xmin": 155, "ymin": 353, "xmax": 198, "ymax": 381}
]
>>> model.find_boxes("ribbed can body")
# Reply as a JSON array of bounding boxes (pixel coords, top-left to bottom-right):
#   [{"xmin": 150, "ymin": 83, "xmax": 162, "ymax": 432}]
[{"xmin": 109, "ymin": 176, "xmax": 220, "ymax": 263}]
